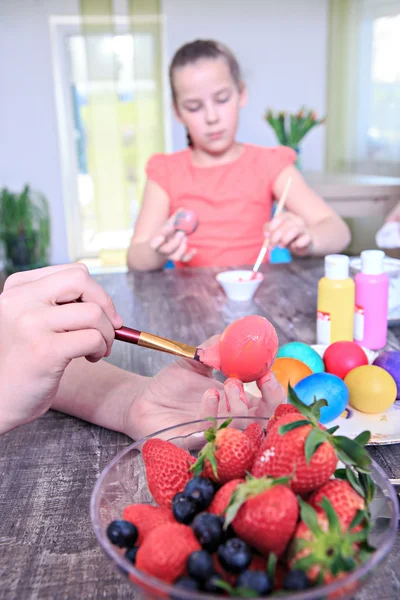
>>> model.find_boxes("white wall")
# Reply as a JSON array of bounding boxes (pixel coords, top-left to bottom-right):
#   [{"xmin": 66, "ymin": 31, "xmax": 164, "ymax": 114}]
[
  {"xmin": 163, "ymin": 0, "xmax": 329, "ymax": 171},
  {"xmin": 0, "ymin": 0, "xmax": 80, "ymax": 264},
  {"xmin": 0, "ymin": 0, "xmax": 328, "ymax": 263}
]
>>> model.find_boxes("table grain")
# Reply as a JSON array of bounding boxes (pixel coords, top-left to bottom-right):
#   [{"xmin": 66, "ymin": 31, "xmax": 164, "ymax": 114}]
[{"xmin": 1, "ymin": 259, "xmax": 399, "ymax": 599}]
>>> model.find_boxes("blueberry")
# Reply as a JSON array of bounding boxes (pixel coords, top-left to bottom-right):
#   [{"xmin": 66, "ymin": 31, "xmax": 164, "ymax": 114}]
[
  {"xmin": 125, "ymin": 546, "xmax": 139, "ymax": 564},
  {"xmin": 237, "ymin": 570, "xmax": 273, "ymax": 595},
  {"xmin": 283, "ymin": 569, "xmax": 310, "ymax": 591},
  {"xmin": 203, "ymin": 573, "xmax": 225, "ymax": 594},
  {"xmin": 217, "ymin": 538, "xmax": 252, "ymax": 574},
  {"xmin": 172, "ymin": 492, "xmax": 198, "ymax": 524},
  {"xmin": 184, "ymin": 477, "xmax": 215, "ymax": 510},
  {"xmin": 106, "ymin": 520, "xmax": 138, "ymax": 548},
  {"xmin": 218, "ymin": 516, "xmax": 236, "ymax": 540},
  {"xmin": 174, "ymin": 576, "xmax": 200, "ymax": 592},
  {"xmin": 187, "ymin": 550, "xmax": 214, "ymax": 582},
  {"xmin": 192, "ymin": 513, "xmax": 223, "ymax": 552}
]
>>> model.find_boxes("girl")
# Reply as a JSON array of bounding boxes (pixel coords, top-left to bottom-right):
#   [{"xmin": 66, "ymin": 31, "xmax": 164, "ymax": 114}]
[{"xmin": 127, "ymin": 40, "xmax": 350, "ymax": 271}]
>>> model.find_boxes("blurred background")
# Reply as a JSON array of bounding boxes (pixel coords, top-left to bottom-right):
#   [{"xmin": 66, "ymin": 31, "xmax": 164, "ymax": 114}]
[{"xmin": 1, "ymin": 0, "xmax": 400, "ymax": 273}]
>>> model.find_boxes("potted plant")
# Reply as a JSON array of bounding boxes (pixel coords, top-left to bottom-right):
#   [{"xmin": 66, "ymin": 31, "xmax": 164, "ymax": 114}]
[
  {"xmin": 265, "ymin": 106, "xmax": 326, "ymax": 169},
  {"xmin": 0, "ymin": 185, "xmax": 50, "ymax": 274}
]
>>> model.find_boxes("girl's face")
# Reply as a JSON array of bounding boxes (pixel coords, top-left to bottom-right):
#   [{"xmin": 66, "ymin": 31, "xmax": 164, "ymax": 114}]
[{"xmin": 172, "ymin": 57, "xmax": 247, "ymax": 155}]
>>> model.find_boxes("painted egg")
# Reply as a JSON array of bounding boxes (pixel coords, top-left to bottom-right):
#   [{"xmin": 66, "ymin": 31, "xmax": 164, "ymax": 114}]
[
  {"xmin": 323, "ymin": 341, "xmax": 369, "ymax": 379},
  {"xmin": 294, "ymin": 373, "xmax": 349, "ymax": 424},
  {"xmin": 345, "ymin": 365, "xmax": 397, "ymax": 414},
  {"xmin": 219, "ymin": 315, "xmax": 279, "ymax": 383},
  {"xmin": 373, "ymin": 351, "xmax": 400, "ymax": 399},
  {"xmin": 271, "ymin": 357, "xmax": 312, "ymax": 391},
  {"xmin": 277, "ymin": 342, "xmax": 325, "ymax": 373}
]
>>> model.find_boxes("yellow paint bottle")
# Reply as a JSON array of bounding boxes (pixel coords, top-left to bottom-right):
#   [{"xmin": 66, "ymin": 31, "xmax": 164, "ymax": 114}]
[{"xmin": 317, "ymin": 254, "xmax": 355, "ymax": 344}]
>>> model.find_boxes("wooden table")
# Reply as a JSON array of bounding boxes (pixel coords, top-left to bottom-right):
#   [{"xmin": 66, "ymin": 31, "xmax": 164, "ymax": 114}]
[{"xmin": 1, "ymin": 259, "xmax": 400, "ymax": 599}]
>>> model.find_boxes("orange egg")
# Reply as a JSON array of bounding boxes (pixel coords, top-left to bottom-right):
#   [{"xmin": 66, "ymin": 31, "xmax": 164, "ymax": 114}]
[{"xmin": 271, "ymin": 357, "xmax": 313, "ymax": 391}]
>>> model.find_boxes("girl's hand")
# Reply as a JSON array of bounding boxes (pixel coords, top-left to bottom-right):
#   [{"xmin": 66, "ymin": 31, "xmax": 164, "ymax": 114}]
[
  {"xmin": 265, "ymin": 211, "xmax": 313, "ymax": 256},
  {"xmin": 0, "ymin": 264, "xmax": 122, "ymax": 434},
  {"xmin": 150, "ymin": 210, "xmax": 197, "ymax": 263}
]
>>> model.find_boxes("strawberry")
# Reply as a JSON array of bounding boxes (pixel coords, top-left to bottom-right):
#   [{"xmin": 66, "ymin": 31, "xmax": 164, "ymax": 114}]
[
  {"xmin": 243, "ymin": 422, "xmax": 265, "ymax": 452},
  {"xmin": 266, "ymin": 403, "xmax": 301, "ymax": 435},
  {"xmin": 309, "ymin": 479, "xmax": 365, "ymax": 528},
  {"xmin": 252, "ymin": 387, "xmax": 371, "ymax": 495},
  {"xmin": 190, "ymin": 418, "xmax": 255, "ymax": 484},
  {"xmin": 208, "ymin": 479, "xmax": 244, "ymax": 516},
  {"xmin": 122, "ymin": 504, "xmax": 175, "ymax": 543},
  {"xmin": 142, "ymin": 439, "xmax": 195, "ymax": 508},
  {"xmin": 224, "ymin": 475, "xmax": 299, "ymax": 557},
  {"xmin": 136, "ymin": 522, "xmax": 201, "ymax": 583},
  {"xmin": 253, "ymin": 413, "xmax": 338, "ymax": 494},
  {"xmin": 289, "ymin": 497, "xmax": 371, "ymax": 585}
]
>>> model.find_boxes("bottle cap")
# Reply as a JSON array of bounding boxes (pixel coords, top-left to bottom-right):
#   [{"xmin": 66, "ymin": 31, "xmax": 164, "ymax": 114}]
[
  {"xmin": 324, "ymin": 254, "xmax": 349, "ymax": 280},
  {"xmin": 361, "ymin": 249, "xmax": 385, "ymax": 275}
]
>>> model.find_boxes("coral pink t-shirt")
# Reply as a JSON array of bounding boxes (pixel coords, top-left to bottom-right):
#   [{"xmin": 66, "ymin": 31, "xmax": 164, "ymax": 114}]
[{"xmin": 146, "ymin": 144, "xmax": 296, "ymax": 268}]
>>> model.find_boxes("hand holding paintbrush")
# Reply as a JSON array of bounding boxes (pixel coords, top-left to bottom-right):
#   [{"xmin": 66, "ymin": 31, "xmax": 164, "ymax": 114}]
[{"xmin": 251, "ymin": 176, "xmax": 293, "ymax": 277}]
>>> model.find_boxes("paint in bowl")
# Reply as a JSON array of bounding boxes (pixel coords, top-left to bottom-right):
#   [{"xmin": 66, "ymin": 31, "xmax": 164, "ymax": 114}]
[{"xmin": 216, "ymin": 270, "xmax": 263, "ymax": 302}]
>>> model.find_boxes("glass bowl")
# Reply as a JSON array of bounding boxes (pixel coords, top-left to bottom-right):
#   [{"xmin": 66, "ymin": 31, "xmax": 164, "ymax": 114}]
[{"xmin": 90, "ymin": 417, "xmax": 398, "ymax": 599}]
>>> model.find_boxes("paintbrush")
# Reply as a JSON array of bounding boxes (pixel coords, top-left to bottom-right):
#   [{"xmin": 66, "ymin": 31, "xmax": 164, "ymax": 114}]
[
  {"xmin": 114, "ymin": 326, "xmax": 203, "ymax": 361},
  {"xmin": 251, "ymin": 176, "xmax": 293, "ymax": 277}
]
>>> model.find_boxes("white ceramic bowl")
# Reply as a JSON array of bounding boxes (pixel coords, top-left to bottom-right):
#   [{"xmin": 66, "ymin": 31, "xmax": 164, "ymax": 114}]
[{"xmin": 216, "ymin": 269, "xmax": 264, "ymax": 301}]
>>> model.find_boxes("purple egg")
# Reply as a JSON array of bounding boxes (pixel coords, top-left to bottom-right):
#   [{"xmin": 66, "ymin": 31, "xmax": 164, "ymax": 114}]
[{"xmin": 373, "ymin": 351, "xmax": 400, "ymax": 399}]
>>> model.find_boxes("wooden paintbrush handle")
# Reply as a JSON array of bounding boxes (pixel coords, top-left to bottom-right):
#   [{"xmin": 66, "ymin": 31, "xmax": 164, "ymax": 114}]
[{"xmin": 115, "ymin": 326, "xmax": 198, "ymax": 360}]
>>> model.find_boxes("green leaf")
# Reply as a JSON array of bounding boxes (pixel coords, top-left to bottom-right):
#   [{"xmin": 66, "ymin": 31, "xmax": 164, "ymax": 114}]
[
  {"xmin": 332, "ymin": 436, "xmax": 371, "ymax": 471},
  {"xmin": 278, "ymin": 420, "xmax": 310, "ymax": 435},
  {"xmin": 345, "ymin": 467, "xmax": 366, "ymax": 499},
  {"xmin": 234, "ymin": 587, "xmax": 259, "ymax": 598},
  {"xmin": 320, "ymin": 497, "xmax": 341, "ymax": 535},
  {"xmin": 326, "ymin": 425, "xmax": 340, "ymax": 435},
  {"xmin": 349, "ymin": 509, "xmax": 367, "ymax": 530},
  {"xmin": 359, "ymin": 472, "xmax": 376, "ymax": 505},
  {"xmin": 267, "ymin": 553, "xmax": 277, "ymax": 581},
  {"xmin": 208, "ymin": 452, "xmax": 219, "ymax": 480},
  {"xmin": 219, "ymin": 417, "xmax": 232, "ymax": 430},
  {"xmin": 292, "ymin": 554, "xmax": 318, "ymax": 571},
  {"xmin": 304, "ymin": 428, "xmax": 327, "ymax": 464},
  {"xmin": 287, "ymin": 384, "xmax": 314, "ymax": 418},
  {"xmin": 334, "ymin": 468, "xmax": 347, "ymax": 480},
  {"xmin": 299, "ymin": 498, "xmax": 321, "ymax": 536},
  {"xmin": 353, "ymin": 430, "xmax": 371, "ymax": 447},
  {"xmin": 348, "ymin": 528, "xmax": 369, "ymax": 544}
]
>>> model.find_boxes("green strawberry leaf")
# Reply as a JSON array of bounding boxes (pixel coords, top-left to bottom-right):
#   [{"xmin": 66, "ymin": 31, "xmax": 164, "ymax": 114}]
[
  {"xmin": 287, "ymin": 384, "xmax": 314, "ymax": 418},
  {"xmin": 320, "ymin": 497, "xmax": 341, "ymax": 536},
  {"xmin": 353, "ymin": 430, "xmax": 371, "ymax": 447},
  {"xmin": 326, "ymin": 425, "xmax": 340, "ymax": 435},
  {"xmin": 304, "ymin": 428, "xmax": 327, "ymax": 464},
  {"xmin": 234, "ymin": 588, "xmax": 259, "ymax": 598},
  {"xmin": 332, "ymin": 436, "xmax": 371, "ymax": 472},
  {"xmin": 219, "ymin": 417, "xmax": 233, "ymax": 430},
  {"xmin": 214, "ymin": 580, "xmax": 258, "ymax": 598},
  {"xmin": 292, "ymin": 553, "xmax": 318, "ymax": 571},
  {"xmin": 278, "ymin": 419, "xmax": 311, "ymax": 435},
  {"xmin": 334, "ymin": 468, "xmax": 347, "ymax": 480},
  {"xmin": 359, "ymin": 472, "xmax": 376, "ymax": 505},
  {"xmin": 190, "ymin": 442, "xmax": 218, "ymax": 478},
  {"xmin": 348, "ymin": 528, "xmax": 370, "ymax": 544},
  {"xmin": 345, "ymin": 466, "xmax": 366, "ymax": 499},
  {"xmin": 298, "ymin": 497, "xmax": 321, "ymax": 536},
  {"xmin": 349, "ymin": 509, "xmax": 367, "ymax": 530},
  {"xmin": 267, "ymin": 552, "xmax": 277, "ymax": 581}
]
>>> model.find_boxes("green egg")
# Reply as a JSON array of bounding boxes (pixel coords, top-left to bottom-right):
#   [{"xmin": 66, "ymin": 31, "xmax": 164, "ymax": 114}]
[{"xmin": 277, "ymin": 342, "xmax": 325, "ymax": 374}]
